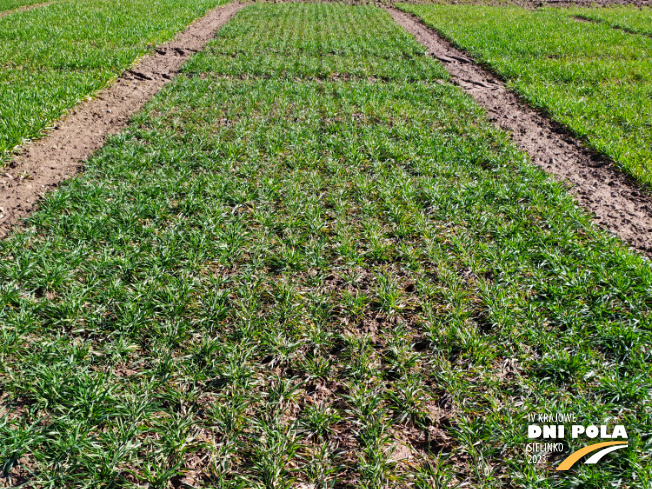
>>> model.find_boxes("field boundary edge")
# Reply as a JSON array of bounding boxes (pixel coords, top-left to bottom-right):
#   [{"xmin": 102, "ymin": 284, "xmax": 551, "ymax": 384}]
[
  {"xmin": 0, "ymin": 1, "xmax": 244, "ymax": 239},
  {"xmin": 387, "ymin": 6, "xmax": 652, "ymax": 256}
]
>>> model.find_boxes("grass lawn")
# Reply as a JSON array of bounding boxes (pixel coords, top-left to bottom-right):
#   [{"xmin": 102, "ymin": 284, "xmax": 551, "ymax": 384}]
[
  {"xmin": 0, "ymin": 3, "xmax": 650, "ymax": 488},
  {"xmin": 398, "ymin": 4, "xmax": 652, "ymax": 188},
  {"xmin": 0, "ymin": 0, "xmax": 227, "ymax": 163},
  {"xmin": 571, "ymin": 6, "xmax": 652, "ymax": 36}
]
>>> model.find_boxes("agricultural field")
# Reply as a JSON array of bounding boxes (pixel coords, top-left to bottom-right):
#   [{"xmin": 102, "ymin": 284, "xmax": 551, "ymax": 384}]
[
  {"xmin": 572, "ymin": 6, "xmax": 652, "ymax": 35},
  {"xmin": 399, "ymin": 4, "xmax": 652, "ymax": 187},
  {"xmin": 182, "ymin": 4, "xmax": 445, "ymax": 81},
  {"xmin": 0, "ymin": 3, "xmax": 651, "ymax": 488},
  {"xmin": 0, "ymin": 0, "xmax": 227, "ymax": 162},
  {"xmin": 0, "ymin": 0, "xmax": 45, "ymax": 13}
]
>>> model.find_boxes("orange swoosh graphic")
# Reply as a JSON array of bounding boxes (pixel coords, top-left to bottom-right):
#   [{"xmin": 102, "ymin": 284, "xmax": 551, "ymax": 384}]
[{"xmin": 556, "ymin": 441, "xmax": 628, "ymax": 471}]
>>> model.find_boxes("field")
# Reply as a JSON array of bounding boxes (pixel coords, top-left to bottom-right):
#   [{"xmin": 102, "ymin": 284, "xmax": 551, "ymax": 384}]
[
  {"xmin": 183, "ymin": 4, "xmax": 446, "ymax": 81},
  {"xmin": 1, "ymin": 2, "xmax": 651, "ymax": 488},
  {"xmin": 572, "ymin": 6, "xmax": 652, "ymax": 35},
  {"xmin": 0, "ymin": 0, "xmax": 45, "ymax": 13},
  {"xmin": 0, "ymin": 0, "xmax": 226, "ymax": 162},
  {"xmin": 399, "ymin": 4, "xmax": 652, "ymax": 187}
]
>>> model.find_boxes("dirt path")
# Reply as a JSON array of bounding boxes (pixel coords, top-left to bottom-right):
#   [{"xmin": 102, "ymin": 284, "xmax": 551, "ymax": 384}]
[
  {"xmin": 387, "ymin": 7, "xmax": 652, "ymax": 255},
  {"xmin": 0, "ymin": 2, "xmax": 242, "ymax": 238},
  {"xmin": 0, "ymin": 1, "xmax": 51, "ymax": 18}
]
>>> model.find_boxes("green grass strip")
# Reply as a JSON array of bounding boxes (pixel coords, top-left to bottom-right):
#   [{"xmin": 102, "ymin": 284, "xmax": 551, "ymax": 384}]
[
  {"xmin": 398, "ymin": 4, "xmax": 652, "ymax": 189},
  {"xmin": 183, "ymin": 3, "xmax": 448, "ymax": 81},
  {"xmin": 570, "ymin": 6, "xmax": 652, "ymax": 36},
  {"xmin": 0, "ymin": 0, "xmax": 48, "ymax": 13},
  {"xmin": 0, "ymin": 3, "xmax": 650, "ymax": 488},
  {"xmin": 0, "ymin": 0, "xmax": 227, "ymax": 163}
]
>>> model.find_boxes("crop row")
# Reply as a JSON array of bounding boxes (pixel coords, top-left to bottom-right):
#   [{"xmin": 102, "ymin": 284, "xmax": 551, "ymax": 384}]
[{"xmin": 183, "ymin": 3, "xmax": 448, "ymax": 81}]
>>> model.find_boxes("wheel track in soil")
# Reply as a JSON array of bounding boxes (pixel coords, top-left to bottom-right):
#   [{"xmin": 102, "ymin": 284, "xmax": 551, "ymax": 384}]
[
  {"xmin": 2, "ymin": 2, "xmax": 652, "ymax": 257},
  {"xmin": 0, "ymin": 1, "xmax": 243, "ymax": 238},
  {"xmin": 387, "ymin": 6, "xmax": 652, "ymax": 256}
]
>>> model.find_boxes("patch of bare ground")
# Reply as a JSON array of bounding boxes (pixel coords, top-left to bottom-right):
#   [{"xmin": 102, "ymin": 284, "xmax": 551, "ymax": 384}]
[
  {"xmin": 388, "ymin": 7, "xmax": 652, "ymax": 255},
  {"xmin": 0, "ymin": 1, "xmax": 50, "ymax": 19},
  {"xmin": 0, "ymin": 456, "xmax": 34, "ymax": 488},
  {"xmin": 0, "ymin": 2, "xmax": 243, "ymax": 239}
]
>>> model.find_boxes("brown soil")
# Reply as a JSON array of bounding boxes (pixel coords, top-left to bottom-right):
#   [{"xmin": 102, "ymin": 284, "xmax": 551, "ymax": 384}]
[
  {"xmin": 0, "ymin": 1, "xmax": 50, "ymax": 19},
  {"xmin": 0, "ymin": 2, "xmax": 243, "ymax": 239},
  {"xmin": 388, "ymin": 7, "xmax": 652, "ymax": 255}
]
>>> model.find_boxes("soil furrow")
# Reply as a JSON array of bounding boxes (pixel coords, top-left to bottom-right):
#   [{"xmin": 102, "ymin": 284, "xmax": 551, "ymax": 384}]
[
  {"xmin": 0, "ymin": 1, "xmax": 242, "ymax": 238},
  {"xmin": 0, "ymin": 1, "xmax": 50, "ymax": 18},
  {"xmin": 387, "ymin": 7, "xmax": 652, "ymax": 255}
]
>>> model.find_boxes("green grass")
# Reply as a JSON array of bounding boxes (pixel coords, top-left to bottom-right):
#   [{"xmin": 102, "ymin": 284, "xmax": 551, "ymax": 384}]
[
  {"xmin": 0, "ymin": 3, "xmax": 651, "ymax": 488},
  {"xmin": 398, "ymin": 4, "xmax": 652, "ymax": 188},
  {"xmin": 0, "ymin": 0, "xmax": 47, "ymax": 13},
  {"xmin": 0, "ymin": 0, "xmax": 227, "ymax": 163},
  {"xmin": 183, "ymin": 3, "xmax": 447, "ymax": 81},
  {"xmin": 571, "ymin": 6, "xmax": 652, "ymax": 36}
]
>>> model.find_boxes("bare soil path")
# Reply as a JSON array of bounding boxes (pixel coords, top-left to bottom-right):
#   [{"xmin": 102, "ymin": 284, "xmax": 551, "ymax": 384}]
[
  {"xmin": 388, "ymin": 7, "xmax": 652, "ymax": 255},
  {"xmin": 0, "ymin": 1, "xmax": 242, "ymax": 238}
]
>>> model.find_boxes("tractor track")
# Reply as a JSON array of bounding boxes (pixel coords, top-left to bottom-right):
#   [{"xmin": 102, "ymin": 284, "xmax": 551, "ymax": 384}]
[
  {"xmin": 387, "ymin": 6, "xmax": 652, "ymax": 256},
  {"xmin": 0, "ymin": 2, "xmax": 242, "ymax": 238}
]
